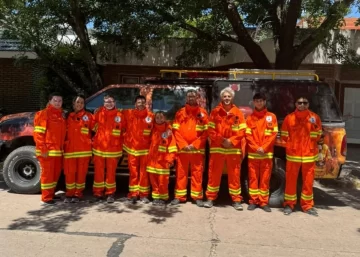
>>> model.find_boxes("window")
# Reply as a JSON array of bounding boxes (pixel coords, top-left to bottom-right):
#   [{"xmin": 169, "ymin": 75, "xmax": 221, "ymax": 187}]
[
  {"xmin": 86, "ymin": 87, "xmax": 140, "ymax": 112},
  {"xmin": 213, "ymin": 80, "xmax": 342, "ymax": 122},
  {"xmin": 151, "ymin": 86, "xmax": 207, "ymax": 120}
]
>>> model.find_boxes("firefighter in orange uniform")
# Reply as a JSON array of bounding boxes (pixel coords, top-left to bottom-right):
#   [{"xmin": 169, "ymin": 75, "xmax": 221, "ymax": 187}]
[
  {"xmin": 245, "ymin": 93, "xmax": 278, "ymax": 212},
  {"xmin": 146, "ymin": 111, "xmax": 177, "ymax": 205},
  {"xmin": 33, "ymin": 92, "xmax": 66, "ymax": 205},
  {"xmin": 92, "ymin": 94, "xmax": 125, "ymax": 203},
  {"xmin": 63, "ymin": 95, "xmax": 93, "ymax": 203},
  {"xmin": 281, "ymin": 96, "xmax": 322, "ymax": 216},
  {"xmin": 171, "ymin": 89, "xmax": 208, "ymax": 207},
  {"xmin": 123, "ymin": 95, "xmax": 154, "ymax": 203},
  {"xmin": 204, "ymin": 87, "xmax": 246, "ymax": 210}
]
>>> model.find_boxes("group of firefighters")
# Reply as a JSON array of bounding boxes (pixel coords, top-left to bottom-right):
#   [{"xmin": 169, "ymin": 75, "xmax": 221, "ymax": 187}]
[{"xmin": 33, "ymin": 87, "xmax": 322, "ymax": 216}]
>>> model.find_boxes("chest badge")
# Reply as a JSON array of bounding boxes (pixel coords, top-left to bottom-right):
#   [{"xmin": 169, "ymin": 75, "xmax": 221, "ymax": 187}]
[
  {"xmin": 115, "ymin": 116, "xmax": 121, "ymax": 123},
  {"xmin": 82, "ymin": 115, "xmax": 89, "ymax": 121},
  {"xmin": 161, "ymin": 132, "xmax": 168, "ymax": 139},
  {"xmin": 309, "ymin": 117, "xmax": 316, "ymax": 124},
  {"xmin": 145, "ymin": 116, "xmax": 152, "ymax": 123},
  {"xmin": 266, "ymin": 116, "xmax": 272, "ymax": 122}
]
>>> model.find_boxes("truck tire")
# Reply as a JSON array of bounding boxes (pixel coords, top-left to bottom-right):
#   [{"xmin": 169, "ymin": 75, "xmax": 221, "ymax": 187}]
[
  {"xmin": 3, "ymin": 146, "xmax": 41, "ymax": 194},
  {"xmin": 268, "ymin": 158, "xmax": 285, "ymax": 208},
  {"xmin": 241, "ymin": 157, "xmax": 285, "ymax": 208}
]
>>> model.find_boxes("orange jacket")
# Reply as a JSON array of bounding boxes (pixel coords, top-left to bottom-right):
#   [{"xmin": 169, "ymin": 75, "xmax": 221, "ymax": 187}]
[
  {"xmin": 208, "ymin": 103, "xmax": 246, "ymax": 154},
  {"xmin": 33, "ymin": 105, "xmax": 66, "ymax": 157},
  {"xmin": 64, "ymin": 109, "xmax": 94, "ymax": 158},
  {"xmin": 147, "ymin": 122, "xmax": 177, "ymax": 174},
  {"xmin": 172, "ymin": 104, "xmax": 209, "ymax": 154},
  {"xmin": 123, "ymin": 109, "xmax": 154, "ymax": 156},
  {"xmin": 245, "ymin": 109, "xmax": 278, "ymax": 159},
  {"xmin": 281, "ymin": 109, "xmax": 322, "ymax": 162},
  {"xmin": 92, "ymin": 106, "xmax": 125, "ymax": 157}
]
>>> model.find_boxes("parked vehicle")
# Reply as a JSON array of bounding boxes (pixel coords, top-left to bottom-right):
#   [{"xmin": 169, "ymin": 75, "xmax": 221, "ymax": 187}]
[{"xmin": 0, "ymin": 69, "xmax": 347, "ymax": 207}]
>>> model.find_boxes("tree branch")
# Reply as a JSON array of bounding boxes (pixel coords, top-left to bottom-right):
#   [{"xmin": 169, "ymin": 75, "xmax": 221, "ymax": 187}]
[
  {"xmin": 219, "ymin": 0, "xmax": 271, "ymax": 68},
  {"xmin": 293, "ymin": 0, "xmax": 354, "ymax": 68}
]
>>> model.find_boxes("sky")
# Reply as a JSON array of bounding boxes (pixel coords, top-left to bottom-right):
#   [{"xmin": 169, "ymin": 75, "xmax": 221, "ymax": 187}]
[{"xmin": 347, "ymin": 5, "xmax": 360, "ymax": 17}]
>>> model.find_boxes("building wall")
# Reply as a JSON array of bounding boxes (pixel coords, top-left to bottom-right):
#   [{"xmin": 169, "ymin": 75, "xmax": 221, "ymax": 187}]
[{"xmin": 0, "ymin": 59, "xmax": 41, "ymax": 114}]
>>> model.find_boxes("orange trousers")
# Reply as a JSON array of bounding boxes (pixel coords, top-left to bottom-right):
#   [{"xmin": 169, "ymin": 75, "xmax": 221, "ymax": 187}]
[
  {"xmin": 248, "ymin": 159, "xmax": 272, "ymax": 206},
  {"xmin": 38, "ymin": 156, "xmax": 62, "ymax": 202},
  {"xmin": 174, "ymin": 153, "xmax": 204, "ymax": 201},
  {"xmin": 149, "ymin": 173, "xmax": 169, "ymax": 200},
  {"xmin": 206, "ymin": 153, "xmax": 242, "ymax": 202},
  {"xmin": 127, "ymin": 154, "xmax": 150, "ymax": 198},
  {"xmin": 93, "ymin": 155, "xmax": 119, "ymax": 197},
  {"xmin": 284, "ymin": 161, "xmax": 315, "ymax": 211},
  {"xmin": 64, "ymin": 157, "xmax": 90, "ymax": 198}
]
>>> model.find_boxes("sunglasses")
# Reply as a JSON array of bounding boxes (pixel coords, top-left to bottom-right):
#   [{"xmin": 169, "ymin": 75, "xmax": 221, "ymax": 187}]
[{"xmin": 297, "ymin": 101, "xmax": 309, "ymax": 105}]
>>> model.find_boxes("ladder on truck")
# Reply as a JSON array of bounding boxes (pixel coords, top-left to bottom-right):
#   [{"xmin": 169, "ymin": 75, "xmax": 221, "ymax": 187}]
[{"xmin": 159, "ymin": 69, "xmax": 319, "ymax": 81}]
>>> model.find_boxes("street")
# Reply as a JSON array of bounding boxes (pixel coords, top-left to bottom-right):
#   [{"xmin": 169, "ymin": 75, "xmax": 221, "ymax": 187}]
[{"xmin": 1, "ymin": 147, "xmax": 360, "ymax": 257}]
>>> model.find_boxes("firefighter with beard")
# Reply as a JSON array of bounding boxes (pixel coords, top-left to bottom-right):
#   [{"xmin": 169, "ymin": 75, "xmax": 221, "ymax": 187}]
[
  {"xmin": 123, "ymin": 95, "xmax": 154, "ymax": 204},
  {"xmin": 171, "ymin": 89, "xmax": 209, "ymax": 207}
]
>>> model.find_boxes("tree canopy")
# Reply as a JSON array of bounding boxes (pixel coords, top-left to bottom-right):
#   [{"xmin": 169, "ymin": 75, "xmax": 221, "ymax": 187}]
[{"xmin": 0, "ymin": 0, "xmax": 359, "ymax": 95}]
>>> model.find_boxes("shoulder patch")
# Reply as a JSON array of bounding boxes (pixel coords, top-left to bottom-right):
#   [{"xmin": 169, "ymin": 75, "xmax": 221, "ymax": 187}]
[{"xmin": 266, "ymin": 116, "xmax": 272, "ymax": 122}]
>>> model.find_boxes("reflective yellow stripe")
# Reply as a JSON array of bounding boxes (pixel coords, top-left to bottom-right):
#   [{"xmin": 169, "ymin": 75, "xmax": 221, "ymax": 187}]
[
  {"xmin": 239, "ymin": 123, "xmax": 246, "ymax": 129},
  {"xmin": 264, "ymin": 129, "xmax": 274, "ymax": 135},
  {"xmin": 301, "ymin": 193, "xmax": 313, "ymax": 200},
  {"xmin": 249, "ymin": 188, "xmax": 259, "ymax": 195},
  {"xmin": 273, "ymin": 126, "xmax": 279, "ymax": 132},
  {"xmin": 146, "ymin": 166, "xmax": 170, "ymax": 175},
  {"xmin": 231, "ymin": 125, "xmax": 240, "ymax": 131},
  {"xmin": 76, "ymin": 183, "xmax": 85, "ymax": 189},
  {"xmin": 41, "ymin": 182, "xmax": 56, "ymax": 190},
  {"xmin": 123, "ymin": 145, "xmax": 149, "ymax": 156},
  {"xmin": 245, "ymin": 128, "xmax": 252, "ymax": 134},
  {"xmin": 93, "ymin": 181, "xmax": 105, "ymax": 188},
  {"xmin": 139, "ymin": 186, "xmax": 150, "ymax": 192},
  {"xmin": 178, "ymin": 149, "xmax": 205, "ymax": 154},
  {"xmin": 143, "ymin": 129, "xmax": 151, "ymax": 135},
  {"xmin": 105, "ymin": 182, "xmax": 116, "ymax": 189},
  {"xmin": 129, "ymin": 185, "xmax": 139, "ymax": 192},
  {"xmin": 281, "ymin": 131, "xmax": 289, "ymax": 136},
  {"xmin": 190, "ymin": 190, "xmax": 203, "ymax": 197},
  {"xmin": 64, "ymin": 151, "xmax": 92, "ymax": 158},
  {"xmin": 66, "ymin": 183, "xmax": 76, "ymax": 189},
  {"xmin": 92, "ymin": 123, "xmax": 98, "ymax": 132},
  {"xmin": 81, "ymin": 128, "xmax": 89, "ymax": 134},
  {"xmin": 286, "ymin": 155, "xmax": 318, "ymax": 163},
  {"xmin": 208, "ymin": 122, "xmax": 215, "ymax": 128},
  {"xmin": 159, "ymin": 193, "xmax": 169, "ymax": 199},
  {"xmin": 168, "ymin": 146, "xmax": 178, "ymax": 153},
  {"xmin": 158, "ymin": 146, "xmax": 167, "ymax": 152},
  {"xmin": 318, "ymin": 130, "xmax": 323, "ymax": 135},
  {"xmin": 48, "ymin": 150, "xmax": 63, "ymax": 157},
  {"xmin": 248, "ymin": 152, "xmax": 273, "ymax": 159},
  {"xmin": 195, "ymin": 125, "xmax": 207, "ymax": 131},
  {"xmin": 259, "ymin": 189, "xmax": 269, "ymax": 196},
  {"xmin": 112, "ymin": 129, "xmax": 121, "ymax": 136},
  {"xmin": 175, "ymin": 189, "xmax": 187, "ymax": 196},
  {"xmin": 229, "ymin": 188, "xmax": 241, "ymax": 195},
  {"xmin": 172, "ymin": 123, "xmax": 180, "ymax": 130},
  {"xmin": 284, "ymin": 193, "xmax": 297, "ymax": 200},
  {"xmin": 34, "ymin": 126, "xmax": 46, "ymax": 133},
  {"xmin": 210, "ymin": 147, "xmax": 241, "ymax": 155},
  {"xmin": 93, "ymin": 148, "xmax": 122, "ymax": 158},
  {"xmin": 207, "ymin": 185, "xmax": 219, "ymax": 193},
  {"xmin": 152, "ymin": 193, "xmax": 160, "ymax": 199}
]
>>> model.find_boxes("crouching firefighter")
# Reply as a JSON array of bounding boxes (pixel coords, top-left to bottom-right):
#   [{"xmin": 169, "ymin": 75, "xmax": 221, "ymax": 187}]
[{"xmin": 146, "ymin": 111, "xmax": 177, "ymax": 205}]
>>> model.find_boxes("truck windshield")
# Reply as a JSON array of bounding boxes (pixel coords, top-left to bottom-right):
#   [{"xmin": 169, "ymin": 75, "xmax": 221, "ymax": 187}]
[{"xmin": 212, "ymin": 80, "xmax": 343, "ymax": 122}]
